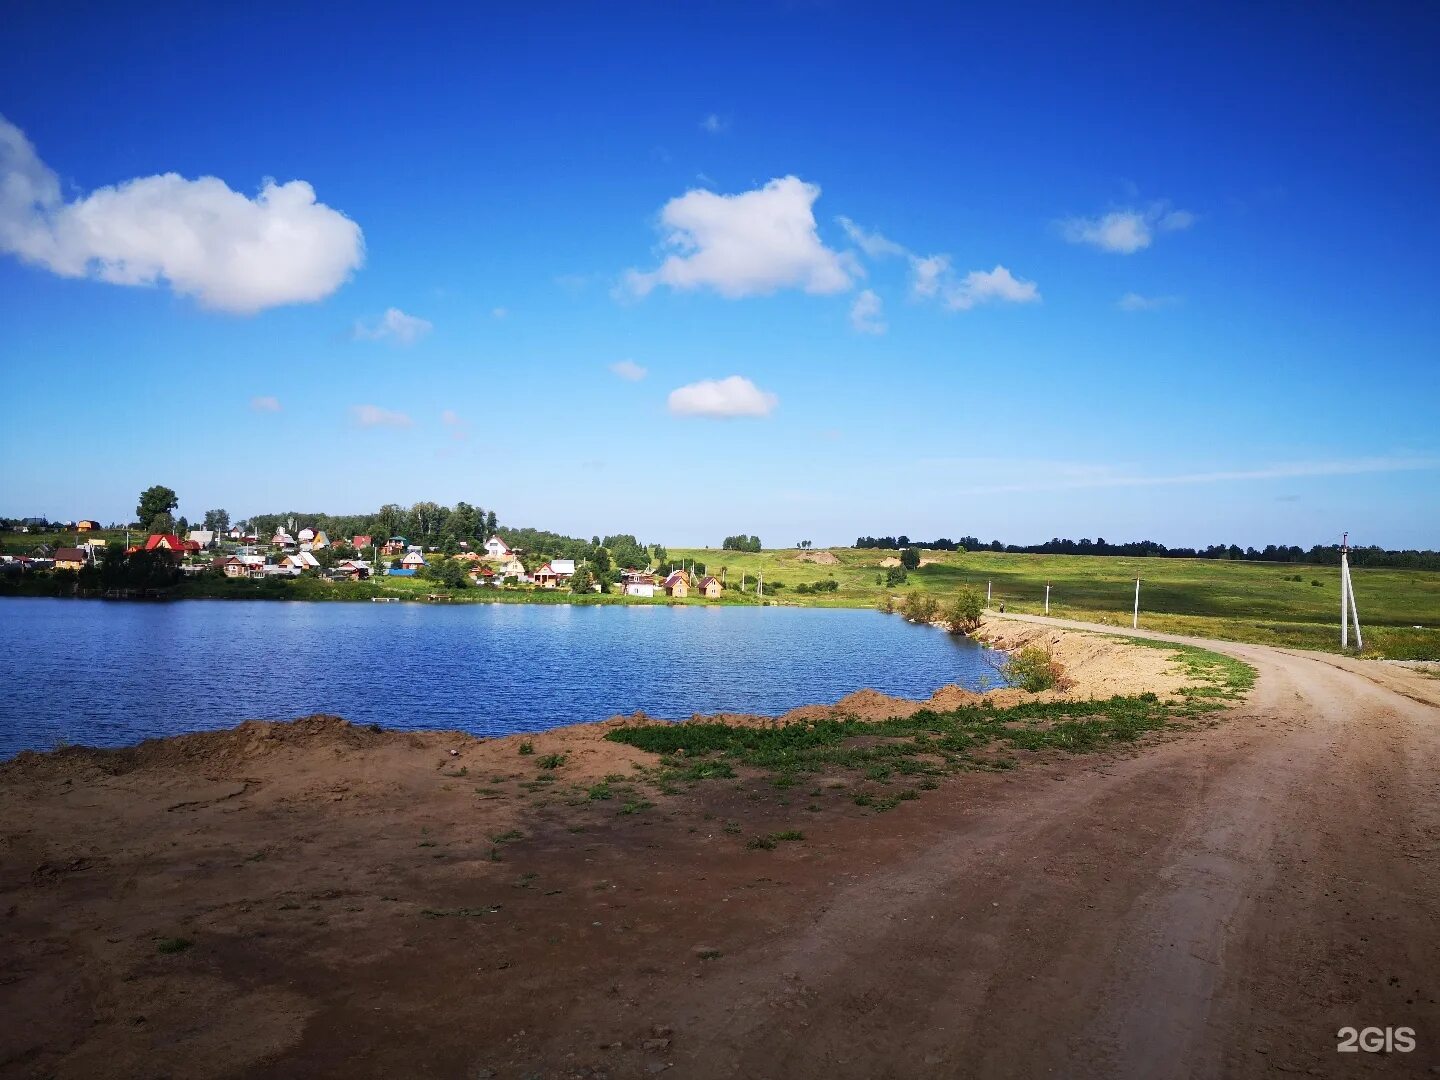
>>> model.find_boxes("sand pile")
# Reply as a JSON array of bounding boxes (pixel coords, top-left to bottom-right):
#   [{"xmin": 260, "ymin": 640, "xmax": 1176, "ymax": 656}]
[{"xmin": 794, "ymin": 550, "xmax": 841, "ymax": 565}]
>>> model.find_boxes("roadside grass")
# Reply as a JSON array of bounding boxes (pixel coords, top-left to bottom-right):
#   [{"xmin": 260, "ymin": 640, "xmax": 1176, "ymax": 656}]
[
  {"xmin": 607, "ymin": 639, "xmax": 1253, "ymax": 806},
  {"xmin": 668, "ymin": 547, "xmax": 1440, "ymax": 659}
]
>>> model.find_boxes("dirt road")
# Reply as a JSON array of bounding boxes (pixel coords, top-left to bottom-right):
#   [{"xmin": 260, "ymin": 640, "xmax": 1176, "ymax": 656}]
[{"xmin": 2, "ymin": 617, "xmax": 1436, "ymax": 1078}]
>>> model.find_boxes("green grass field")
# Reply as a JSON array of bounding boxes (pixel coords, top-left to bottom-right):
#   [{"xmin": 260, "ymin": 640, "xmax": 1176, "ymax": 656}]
[{"xmin": 670, "ymin": 547, "xmax": 1440, "ymax": 659}]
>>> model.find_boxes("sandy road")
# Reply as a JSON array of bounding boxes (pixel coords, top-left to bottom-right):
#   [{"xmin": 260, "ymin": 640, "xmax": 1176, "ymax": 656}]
[{"xmin": 650, "ymin": 617, "xmax": 1440, "ymax": 1079}]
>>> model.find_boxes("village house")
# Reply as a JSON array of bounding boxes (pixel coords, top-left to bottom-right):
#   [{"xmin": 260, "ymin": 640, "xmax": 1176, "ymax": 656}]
[
  {"xmin": 187, "ymin": 529, "xmax": 215, "ymax": 549},
  {"xmin": 400, "ymin": 550, "xmax": 427, "ymax": 571},
  {"xmin": 53, "ymin": 547, "xmax": 87, "ymax": 571},
  {"xmin": 663, "ymin": 569, "xmax": 690, "ymax": 598},
  {"xmin": 327, "ymin": 559, "xmax": 371, "ymax": 581},
  {"xmin": 75, "ymin": 519, "xmax": 101, "ymax": 532},
  {"xmin": 278, "ymin": 551, "xmax": 321, "ymax": 574},
  {"xmin": 483, "ymin": 534, "xmax": 512, "ymax": 559},
  {"xmin": 532, "ymin": 558, "xmax": 576, "ymax": 589},
  {"xmin": 624, "ymin": 579, "xmax": 656, "ymax": 598},
  {"xmin": 382, "ymin": 536, "xmax": 408, "ymax": 556},
  {"xmin": 352, "ymin": 535, "xmax": 372, "ymax": 551},
  {"xmin": 699, "ymin": 575, "xmax": 723, "ymax": 599},
  {"xmin": 272, "ymin": 529, "xmax": 295, "ymax": 549}
]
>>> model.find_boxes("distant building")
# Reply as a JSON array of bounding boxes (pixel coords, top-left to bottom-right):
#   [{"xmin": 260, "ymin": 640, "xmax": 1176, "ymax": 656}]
[
  {"xmin": 483, "ymin": 534, "xmax": 513, "ymax": 559},
  {"xmin": 663, "ymin": 570, "xmax": 690, "ymax": 598},
  {"xmin": 532, "ymin": 559, "xmax": 576, "ymax": 589},
  {"xmin": 400, "ymin": 550, "xmax": 427, "ymax": 571},
  {"xmin": 53, "ymin": 547, "xmax": 87, "ymax": 571},
  {"xmin": 187, "ymin": 529, "xmax": 215, "ymax": 549},
  {"xmin": 699, "ymin": 575, "xmax": 722, "ymax": 599},
  {"xmin": 352, "ymin": 535, "xmax": 373, "ymax": 551},
  {"xmin": 624, "ymin": 581, "xmax": 656, "ymax": 598},
  {"xmin": 76, "ymin": 520, "xmax": 101, "ymax": 532}
]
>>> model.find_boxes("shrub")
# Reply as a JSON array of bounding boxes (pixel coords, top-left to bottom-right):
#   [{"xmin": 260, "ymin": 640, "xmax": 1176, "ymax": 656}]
[
  {"xmin": 885, "ymin": 566, "xmax": 908, "ymax": 587},
  {"xmin": 1003, "ymin": 646, "xmax": 1072, "ymax": 692},
  {"xmin": 900, "ymin": 547, "xmax": 921, "ymax": 570},
  {"xmin": 901, "ymin": 591, "xmax": 938, "ymax": 624},
  {"xmin": 877, "ymin": 593, "xmax": 896, "ymax": 614},
  {"xmin": 943, "ymin": 586, "xmax": 984, "ymax": 633}
]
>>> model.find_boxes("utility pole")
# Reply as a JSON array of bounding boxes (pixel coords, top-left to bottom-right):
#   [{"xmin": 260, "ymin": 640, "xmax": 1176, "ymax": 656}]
[
  {"xmin": 1044, "ymin": 584, "xmax": 1050, "ymax": 615},
  {"xmin": 1340, "ymin": 533, "xmax": 1363, "ymax": 650},
  {"xmin": 1133, "ymin": 578, "xmax": 1140, "ymax": 629},
  {"xmin": 987, "ymin": 580, "xmax": 992, "ymax": 603}
]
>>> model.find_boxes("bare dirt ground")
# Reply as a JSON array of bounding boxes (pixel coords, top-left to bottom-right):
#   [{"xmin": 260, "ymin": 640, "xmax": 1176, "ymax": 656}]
[{"xmin": 1, "ymin": 616, "xmax": 1437, "ymax": 1079}]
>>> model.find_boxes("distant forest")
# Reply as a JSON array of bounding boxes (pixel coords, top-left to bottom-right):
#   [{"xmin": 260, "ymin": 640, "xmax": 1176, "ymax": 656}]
[{"xmin": 853, "ymin": 535, "xmax": 1440, "ymax": 571}]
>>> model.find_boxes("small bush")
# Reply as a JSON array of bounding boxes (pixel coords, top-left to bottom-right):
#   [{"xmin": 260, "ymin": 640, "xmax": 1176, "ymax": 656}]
[
  {"xmin": 537, "ymin": 753, "xmax": 566, "ymax": 769},
  {"xmin": 943, "ymin": 586, "xmax": 984, "ymax": 633},
  {"xmin": 518, "ymin": 741, "xmax": 534, "ymax": 755},
  {"xmin": 155, "ymin": 937, "xmax": 193, "ymax": 955},
  {"xmin": 885, "ymin": 566, "xmax": 908, "ymax": 587},
  {"xmin": 1004, "ymin": 646, "xmax": 1072, "ymax": 693},
  {"xmin": 901, "ymin": 590, "xmax": 938, "ymax": 624}
]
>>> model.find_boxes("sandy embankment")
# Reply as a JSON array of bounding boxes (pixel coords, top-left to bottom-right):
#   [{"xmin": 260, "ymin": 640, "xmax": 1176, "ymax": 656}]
[{"xmin": 0, "ymin": 618, "xmax": 1205, "ymax": 1079}]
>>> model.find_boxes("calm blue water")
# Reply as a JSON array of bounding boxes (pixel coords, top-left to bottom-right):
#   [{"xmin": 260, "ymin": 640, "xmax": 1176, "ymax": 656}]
[{"xmin": 0, "ymin": 598, "xmax": 1001, "ymax": 758}]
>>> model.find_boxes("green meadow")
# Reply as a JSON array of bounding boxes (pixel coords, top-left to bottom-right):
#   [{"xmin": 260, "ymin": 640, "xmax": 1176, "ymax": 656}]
[{"xmin": 669, "ymin": 547, "xmax": 1440, "ymax": 660}]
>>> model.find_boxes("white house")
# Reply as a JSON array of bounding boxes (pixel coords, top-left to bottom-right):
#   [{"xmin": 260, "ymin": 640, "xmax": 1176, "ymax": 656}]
[
  {"xmin": 483, "ymin": 535, "xmax": 512, "ymax": 559},
  {"xmin": 624, "ymin": 581, "xmax": 656, "ymax": 598},
  {"xmin": 298, "ymin": 527, "xmax": 315, "ymax": 543},
  {"xmin": 279, "ymin": 551, "xmax": 321, "ymax": 572},
  {"xmin": 187, "ymin": 529, "xmax": 215, "ymax": 548},
  {"xmin": 400, "ymin": 550, "xmax": 427, "ymax": 570},
  {"xmin": 550, "ymin": 559, "xmax": 576, "ymax": 577}
]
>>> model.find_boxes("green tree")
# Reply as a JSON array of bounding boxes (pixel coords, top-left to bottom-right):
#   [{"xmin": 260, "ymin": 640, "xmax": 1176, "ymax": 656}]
[
  {"xmin": 137, "ymin": 485, "xmax": 179, "ymax": 525},
  {"xmin": 591, "ymin": 546, "xmax": 612, "ymax": 576},
  {"xmin": 900, "ymin": 547, "xmax": 921, "ymax": 570},
  {"xmin": 942, "ymin": 587, "xmax": 985, "ymax": 633},
  {"xmin": 149, "ymin": 512, "xmax": 177, "ymax": 534},
  {"xmin": 570, "ymin": 566, "xmax": 596, "ymax": 593},
  {"xmin": 203, "ymin": 509, "xmax": 231, "ymax": 532},
  {"xmin": 885, "ymin": 566, "xmax": 908, "ymax": 587}
]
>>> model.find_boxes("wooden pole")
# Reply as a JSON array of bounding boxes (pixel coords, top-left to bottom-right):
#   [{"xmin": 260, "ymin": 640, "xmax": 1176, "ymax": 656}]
[
  {"xmin": 1044, "ymin": 584, "xmax": 1050, "ymax": 615},
  {"xmin": 1133, "ymin": 578, "xmax": 1140, "ymax": 629}
]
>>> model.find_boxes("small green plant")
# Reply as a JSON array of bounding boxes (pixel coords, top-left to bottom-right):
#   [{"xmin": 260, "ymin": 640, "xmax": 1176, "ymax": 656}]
[
  {"xmin": 943, "ymin": 586, "xmax": 985, "ymax": 633},
  {"xmin": 746, "ymin": 835, "xmax": 777, "ymax": 850},
  {"xmin": 771, "ymin": 830, "xmax": 805, "ymax": 842},
  {"xmin": 1003, "ymin": 646, "xmax": 1071, "ymax": 692},
  {"xmin": 587, "ymin": 781, "xmax": 613, "ymax": 800},
  {"xmin": 490, "ymin": 829, "xmax": 523, "ymax": 843},
  {"xmin": 518, "ymin": 741, "xmax": 534, "ymax": 755},
  {"xmin": 619, "ymin": 799, "xmax": 654, "ymax": 815},
  {"xmin": 155, "ymin": 937, "xmax": 193, "ymax": 955},
  {"xmin": 537, "ymin": 753, "xmax": 567, "ymax": 770}
]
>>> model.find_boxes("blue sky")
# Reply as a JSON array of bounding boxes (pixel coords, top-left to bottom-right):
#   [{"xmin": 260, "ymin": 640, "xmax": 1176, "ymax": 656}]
[{"xmin": 1, "ymin": 4, "xmax": 1436, "ymax": 548}]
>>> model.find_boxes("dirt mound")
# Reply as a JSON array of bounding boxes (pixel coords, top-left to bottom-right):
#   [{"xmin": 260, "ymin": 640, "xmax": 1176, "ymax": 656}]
[
  {"xmin": 879, "ymin": 556, "xmax": 901, "ymax": 568},
  {"xmin": 793, "ymin": 550, "xmax": 840, "ymax": 565},
  {"xmin": 0, "ymin": 715, "xmax": 471, "ymax": 782}
]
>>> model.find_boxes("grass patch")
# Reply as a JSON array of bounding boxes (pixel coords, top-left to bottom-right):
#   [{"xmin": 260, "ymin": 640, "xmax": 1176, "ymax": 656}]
[
  {"xmin": 605, "ymin": 640, "xmax": 1253, "ymax": 806},
  {"xmin": 155, "ymin": 937, "xmax": 193, "ymax": 954}
]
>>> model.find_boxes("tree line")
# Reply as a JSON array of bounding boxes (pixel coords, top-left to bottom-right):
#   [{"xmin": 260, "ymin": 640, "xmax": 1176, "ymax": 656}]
[{"xmin": 854, "ymin": 535, "xmax": 1440, "ymax": 570}]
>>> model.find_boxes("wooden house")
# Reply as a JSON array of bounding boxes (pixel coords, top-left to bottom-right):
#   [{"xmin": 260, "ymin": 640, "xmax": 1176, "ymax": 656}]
[
  {"xmin": 698, "ymin": 575, "xmax": 722, "ymax": 599},
  {"xmin": 53, "ymin": 547, "xmax": 87, "ymax": 571},
  {"xmin": 663, "ymin": 569, "xmax": 690, "ymax": 598}
]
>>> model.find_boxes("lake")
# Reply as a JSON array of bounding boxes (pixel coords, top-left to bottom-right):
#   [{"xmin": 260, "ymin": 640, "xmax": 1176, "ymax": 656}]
[{"xmin": 0, "ymin": 598, "xmax": 1003, "ymax": 758}]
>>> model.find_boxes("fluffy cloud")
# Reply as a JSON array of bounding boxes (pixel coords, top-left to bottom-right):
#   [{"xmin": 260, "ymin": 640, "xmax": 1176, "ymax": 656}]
[
  {"xmin": 667, "ymin": 375, "xmax": 778, "ymax": 418},
  {"xmin": 250, "ymin": 395, "xmax": 282, "ymax": 412},
  {"xmin": 0, "ymin": 115, "xmax": 363, "ymax": 313},
  {"xmin": 354, "ymin": 307, "xmax": 432, "ymax": 345},
  {"xmin": 849, "ymin": 289, "xmax": 886, "ymax": 334},
  {"xmin": 838, "ymin": 217, "xmax": 1039, "ymax": 314},
  {"xmin": 1061, "ymin": 202, "xmax": 1195, "ymax": 254},
  {"xmin": 1117, "ymin": 291, "xmax": 1180, "ymax": 311},
  {"xmin": 944, "ymin": 266, "xmax": 1040, "ymax": 310},
  {"xmin": 610, "ymin": 359, "xmax": 648, "ymax": 381},
  {"xmin": 351, "ymin": 404, "xmax": 413, "ymax": 429},
  {"xmin": 441, "ymin": 408, "xmax": 469, "ymax": 440},
  {"xmin": 700, "ymin": 113, "xmax": 728, "ymax": 134},
  {"xmin": 624, "ymin": 176, "xmax": 855, "ymax": 299}
]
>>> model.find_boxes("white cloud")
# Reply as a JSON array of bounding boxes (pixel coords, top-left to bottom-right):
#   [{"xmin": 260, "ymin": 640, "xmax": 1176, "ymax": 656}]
[
  {"xmin": 354, "ymin": 307, "xmax": 432, "ymax": 345},
  {"xmin": 849, "ymin": 289, "xmax": 886, "ymax": 334},
  {"xmin": 700, "ymin": 113, "xmax": 729, "ymax": 134},
  {"xmin": 440, "ymin": 409, "xmax": 463, "ymax": 425},
  {"xmin": 667, "ymin": 375, "xmax": 778, "ymax": 418},
  {"xmin": 943, "ymin": 265, "xmax": 1040, "ymax": 311},
  {"xmin": 1117, "ymin": 292, "xmax": 1180, "ymax": 311},
  {"xmin": 351, "ymin": 404, "xmax": 413, "ymax": 429},
  {"xmin": 0, "ymin": 114, "xmax": 363, "ymax": 313},
  {"xmin": 491, "ymin": 306, "xmax": 508, "ymax": 319},
  {"xmin": 250, "ymin": 395, "xmax": 281, "ymax": 413},
  {"xmin": 624, "ymin": 176, "xmax": 855, "ymax": 299},
  {"xmin": 915, "ymin": 455, "xmax": 1440, "ymax": 496},
  {"xmin": 909, "ymin": 253, "xmax": 950, "ymax": 299},
  {"xmin": 610, "ymin": 359, "xmax": 648, "ymax": 381},
  {"xmin": 1061, "ymin": 201, "xmax": 1195, "ymax": 254},
  {"xmin": 837, "ymin": 216, "xmax": 907, "ymax": 259},
  {"xmin": 441, "ymin": 408, "xmax": 469, "ymax": 440}
]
